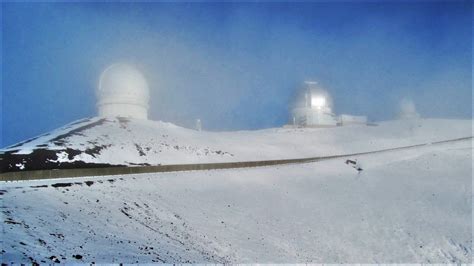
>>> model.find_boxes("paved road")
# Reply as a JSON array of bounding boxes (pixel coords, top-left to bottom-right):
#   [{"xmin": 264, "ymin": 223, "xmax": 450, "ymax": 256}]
[{"xmin": 1, "ymin": 136, "xmax": 472, "ymax": 182}]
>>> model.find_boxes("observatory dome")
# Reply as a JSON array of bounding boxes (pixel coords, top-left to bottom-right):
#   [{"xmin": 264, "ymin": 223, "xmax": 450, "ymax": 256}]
[
  {"xmin": 398, "ymin": 98, "xmax": 420, "ymax": 120},
  {"xmin": 304, "ymin": 81, "xmax": 333, "ymax": 110},
  {"xmin": 294, "ymin": 81, "xmax": 333, "ymax": 111},
  {"xmin": 291, "ymin": 81, "xmax": 338, "ymax": 127},
  {"xmin": 97, "ymin": 64, "xmax": 150, "ymax": 119}
]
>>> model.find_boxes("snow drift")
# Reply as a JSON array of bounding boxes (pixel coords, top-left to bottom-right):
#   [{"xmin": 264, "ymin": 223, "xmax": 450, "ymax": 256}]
[{"xmin": 1, "ymin": 134, "xmax": 471, "ymax": 263}]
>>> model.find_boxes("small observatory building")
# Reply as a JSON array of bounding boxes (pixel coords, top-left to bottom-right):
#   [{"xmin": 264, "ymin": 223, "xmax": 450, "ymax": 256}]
[
  {"xmin": 97, "ymin": 63, "xmax": 150, "ymax": 119},
  {"xmin": 292, "ymin": 81, "xmax": 338, "ymax": 127},
  {"xmin": 398, "ymin": 98, "xmax": 420, "ymax": 120},
  {"xmin": 291, "ymin": 81, "xmax": 367, "ymax": 128}
]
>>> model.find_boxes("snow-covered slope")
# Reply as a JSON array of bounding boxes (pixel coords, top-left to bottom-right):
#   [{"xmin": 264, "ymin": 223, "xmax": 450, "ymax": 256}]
[
  {"xmin": 1, "ymin": 137, "xmax": 471, "ymax": 263},
  {"xmin": 1, "ymin": 117, "xmax": 471, "ymax": 172}
]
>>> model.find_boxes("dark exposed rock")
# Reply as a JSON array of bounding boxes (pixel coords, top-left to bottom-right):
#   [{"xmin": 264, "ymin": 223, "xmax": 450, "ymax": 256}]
[
  {"xmin": 49, "ymin": 255, "xmax": 60, "ymax": 263},
  {"xmin": 51, "ymin": 183, "xmax": 73, "ymax": 188},
  {"xmin": 1, "ymin": 147, "xmax": 122, "ymax": 173},
  {"xmin": 134, "ymin": 144, "xmax": 146, "ymax": 156},
  {"xmin": 84, "ymin": 144, "xmax": 111, "ymax": 158},
  {"xmin": 0, "ymin": 118, "xmax": 124, "ymax": 173},
  {"xmin": 49, "ymin": 119, "xmax": 106, "ymax": 146},
  {"xmin": 4, "ymin": 218, "xmax": 21, "ymax": 225}
]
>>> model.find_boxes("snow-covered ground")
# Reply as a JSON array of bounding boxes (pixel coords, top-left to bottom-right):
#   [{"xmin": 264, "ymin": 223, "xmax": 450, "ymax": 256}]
[
  {"xmin": 1, "ymin": 131, "xmax": 472, "ymax": 263},
  {"xmin": 2, "ymin": 117, "xmax": 472, "ymax": 171}
]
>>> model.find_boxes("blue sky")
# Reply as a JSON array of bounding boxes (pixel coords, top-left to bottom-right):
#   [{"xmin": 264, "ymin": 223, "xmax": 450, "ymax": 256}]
[{"xmin": 1, "ymin": 2, "xmax": 472, "ymax": 147}]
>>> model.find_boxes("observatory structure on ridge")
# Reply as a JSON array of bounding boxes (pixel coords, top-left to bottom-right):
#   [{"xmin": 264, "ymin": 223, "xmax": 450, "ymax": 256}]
[
  {"xmin": 292, "ymin": 81, "xmax": 338, "ymax": 127},
  {"xmin": 97, "ymin": 64, "xmax": 150, "ymax": 119},
  {"xmin": 398, "ymin": 98, "xmax": 420, "ymax": 120},
  {"xmin": 291, "ymin": 81, "xmax": 367, "ymax": 127}
]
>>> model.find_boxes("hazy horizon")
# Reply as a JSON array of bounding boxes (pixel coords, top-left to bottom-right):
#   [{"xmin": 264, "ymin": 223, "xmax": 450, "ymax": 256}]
[{"xmin": 1, "ymin": 2, "xmax": 472, "ymax": 147}]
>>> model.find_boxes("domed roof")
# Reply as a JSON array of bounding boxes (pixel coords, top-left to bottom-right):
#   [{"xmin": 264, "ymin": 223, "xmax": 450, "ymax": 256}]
[
  {"xmin": 293, "ymin": 81, "xmax": 333, "ymax": 110},
  {"xmin": 97, "ymin": 63, "xmax": 149, "ymax": 108},
  {"xmin": 305, "ymin": 81, "xmax": 333, "ymax": 108},
  {"xmin": 398, "ymin": 98, "xmax": 420, "ymax": 119}
]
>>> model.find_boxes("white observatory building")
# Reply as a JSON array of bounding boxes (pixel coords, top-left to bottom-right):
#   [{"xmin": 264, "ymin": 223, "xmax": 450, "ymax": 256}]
[
  {"xmin": 398, "ymin": 98, "xmax": 420, "ymax": 120},
  {"xmin": 292, "ymin": 81, "xmax": 338, "ymax": 127},
  {"xmin": 291, "ymin": 81, "xmax": 367, "ymax": 127},
  {"xmin": 97, "ymin": 63, "xmax": 150, "ymax": 119}
]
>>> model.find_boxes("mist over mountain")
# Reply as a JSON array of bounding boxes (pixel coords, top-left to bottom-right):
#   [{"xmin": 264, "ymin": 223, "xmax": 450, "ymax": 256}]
[{"xmin": 2, "ymin": 2, "xmax": 471, "ymax": 147}]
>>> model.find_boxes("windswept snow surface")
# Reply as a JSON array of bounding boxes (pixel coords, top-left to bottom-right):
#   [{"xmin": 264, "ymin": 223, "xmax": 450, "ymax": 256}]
[
  {"xmin": 1, "ymin": 117, "xmax": 472, "ymax": 171},
  {"xmin": 1, "ymin": 137, "xmax": 472, "ymax": 263}
]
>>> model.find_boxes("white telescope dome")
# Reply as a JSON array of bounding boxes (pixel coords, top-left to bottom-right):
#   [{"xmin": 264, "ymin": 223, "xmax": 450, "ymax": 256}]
[
  {"xmin": 97, "ymin": 63, "xmax": 150, "ymax": 119},
  {"xmin": 398, "ymin": 98, "xmax": 420, "ymax": 120},
  {"xmin": 291, "ymin": 80, "xmax": 338, "ymax": 127},
  {"xmin": 294, "ymin": 81, "xmax": 333, "ymax": 111},
  {"xmin": 305, "ymin": 81, "xmax": 333, "ymax": 110}
]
